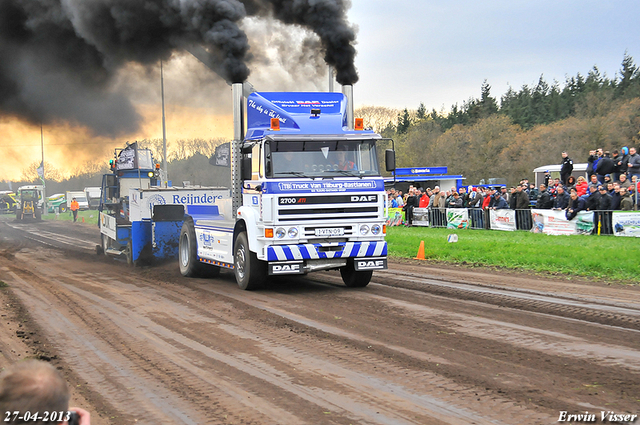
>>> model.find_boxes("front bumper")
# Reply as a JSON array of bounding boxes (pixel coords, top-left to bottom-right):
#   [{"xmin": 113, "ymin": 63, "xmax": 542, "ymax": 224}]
[
  {"xmin": 265, "ymin": 241, "xmax": 387, "ymax": 275},
  {"xmin": 266, "ymin": 240, "xmax": 386, "ymax": 261}
]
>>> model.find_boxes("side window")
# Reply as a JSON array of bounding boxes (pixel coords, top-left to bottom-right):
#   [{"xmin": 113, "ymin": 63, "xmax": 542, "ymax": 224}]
[{"xmin": 252, "ymin": 143, "xmax": 261, "ymax": 180}]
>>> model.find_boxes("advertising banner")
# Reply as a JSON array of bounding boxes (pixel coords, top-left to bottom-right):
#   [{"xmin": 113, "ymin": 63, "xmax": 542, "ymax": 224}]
[
  {"xmin": 489, "ymin": 209, "xmax": 516, "ymax": 231},
  {"xmin": 413, "ymin": 207, "xmax": 429, "ymax": 227},
  {"xmin": 530, "ymin": 209, "xmax": 594, "ymax": 235},
  {"xmin": 446, "ymin": 208, "xmax": 469, "ymax": 229},
  {"xmin": 612, "ymin": 212, "xmax": 640, "ymax": 237},
  {"xmin": 386, "ymin": 207, "xmax": 404, "ymax": 226}
]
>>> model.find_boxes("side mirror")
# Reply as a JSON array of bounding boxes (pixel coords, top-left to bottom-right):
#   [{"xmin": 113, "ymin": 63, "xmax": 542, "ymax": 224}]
[
  {"xmin": 265, "ymin": 159, "xmax": 271, "ymax": 176},
  {"xmin": 241, "ymin": 150, "xmax": 253, "ymax": 181},
  {"xmin": 385, "ymin": 149, "xmax": 396, "ymax": 172}
]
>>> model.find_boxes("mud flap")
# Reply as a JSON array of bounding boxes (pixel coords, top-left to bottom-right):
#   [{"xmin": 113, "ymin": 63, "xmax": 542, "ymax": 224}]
[
  {"xmin": 268, "ymin": 261, "xmax": 305, "ymax": 275},
  {"xmin": 354, "ymin": 257, "xmax": 387, "ymax": 271}
]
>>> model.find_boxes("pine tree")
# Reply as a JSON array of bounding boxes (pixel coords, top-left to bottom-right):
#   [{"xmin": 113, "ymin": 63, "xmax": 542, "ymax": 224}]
[
  {"xmin": 396, "ymin": 108, "xmax": 411, "ymax": 134},
  {"xmin": 416, "ymin": 102, "xmax": 426, "ymax": 120},
  {"xmin": 617, "ymin": 52, "xmax": 639, "ymax": 98}
]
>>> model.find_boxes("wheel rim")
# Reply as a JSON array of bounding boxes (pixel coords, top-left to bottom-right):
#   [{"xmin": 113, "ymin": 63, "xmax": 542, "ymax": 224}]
[
  {"xmin": 180, "ymin": 233, "xmax": 189, "ymax": 267},
  {"xmin": 236, "ymin": 244, "xmax": 246, "ymax": 280}
]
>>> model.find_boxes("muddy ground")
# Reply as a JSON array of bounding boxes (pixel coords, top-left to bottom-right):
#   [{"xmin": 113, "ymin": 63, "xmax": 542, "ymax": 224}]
[{"xmin": 0, "ymin": 216, "xmax": 639, "ymax": 424}]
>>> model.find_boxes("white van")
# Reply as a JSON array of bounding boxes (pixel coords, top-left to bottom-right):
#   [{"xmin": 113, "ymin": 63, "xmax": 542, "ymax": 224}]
[
  {"xmin": 66, "ymin": 191, "xmax": 89, "ymax": 210},
  {"xmin": 533, "ymin": 163, "xmax": 588, "ymax": 186},
  {"xmin": 84, "ymin": 187, "xmax": 102, "ymax": 209}
]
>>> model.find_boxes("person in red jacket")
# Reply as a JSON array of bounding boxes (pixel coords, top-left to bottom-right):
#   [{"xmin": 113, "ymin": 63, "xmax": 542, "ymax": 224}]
[
  {"xmin": 574, "ymin": 176, "xmax": 588, "ymax": 196},
  {"xmin": 481, "ymin": 188, "xmax": 493, "ymax": 209},
  {"xmin": 418, "ymin": 188, "xmax": 429, "ymax": 208}
]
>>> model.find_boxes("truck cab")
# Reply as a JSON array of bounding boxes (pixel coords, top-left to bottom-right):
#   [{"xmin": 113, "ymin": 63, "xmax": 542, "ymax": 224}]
[{"xmin": 179, "ymin": 85, "xmax": 394, "ymax": 290}]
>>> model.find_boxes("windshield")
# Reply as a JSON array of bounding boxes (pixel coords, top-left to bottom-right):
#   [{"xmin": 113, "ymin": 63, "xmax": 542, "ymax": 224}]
[{"xmin": 268, "ymin": 140, "xmax": 380, "ymax": 178}]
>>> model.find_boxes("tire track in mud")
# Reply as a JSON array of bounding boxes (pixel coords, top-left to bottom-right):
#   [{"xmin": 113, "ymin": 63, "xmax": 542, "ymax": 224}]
[
  {"xmin": 317, "ymin": 269, "xmax": 640, "ymax": 331},
  {"xmin": 2, "ymin": 219, "xmax": 639, "ymax": 423},
  {"xmin": 61, "ymin": 270, "xmax": 549, "ymax": 425},
  {"xmin": 191, "ymin": 279, "xmax": 640, "ymax": 414},
  {"xmin": 1, "ymin": 251, "xmax": 559, "ymax": 424}
]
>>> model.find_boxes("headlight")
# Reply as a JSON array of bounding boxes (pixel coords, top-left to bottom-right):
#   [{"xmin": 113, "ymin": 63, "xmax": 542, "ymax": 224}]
[
  {"xmin": 275, "ymin": 228, "xmax": 286, "ymax": 238},
  {"xmin": 371, "ymin": 224, "xmax": 381, "ymax": 235},
  {"xmin": 288, "ymin": 227, "xmax": 298, "ymax": 238},
  {"xmin": 360, "ymin": 225, "xmax": 370, "ymax": 235}
]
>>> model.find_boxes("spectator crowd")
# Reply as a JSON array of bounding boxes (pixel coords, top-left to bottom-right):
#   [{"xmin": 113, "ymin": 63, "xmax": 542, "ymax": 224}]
[{"xmin": 386, "ymin": 147, "xmax": 640, "ymax": 233}]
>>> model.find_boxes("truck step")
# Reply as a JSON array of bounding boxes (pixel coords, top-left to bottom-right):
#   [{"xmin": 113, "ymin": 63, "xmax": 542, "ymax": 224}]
[{"xmin": 104, "ymin": 248, "xmax": 125, "ymax": 257}]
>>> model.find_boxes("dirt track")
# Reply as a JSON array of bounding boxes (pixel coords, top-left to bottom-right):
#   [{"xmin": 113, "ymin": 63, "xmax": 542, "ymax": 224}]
[{"xmin": 1, "ymin": 217, "xmax": 639, "ymax": 424}]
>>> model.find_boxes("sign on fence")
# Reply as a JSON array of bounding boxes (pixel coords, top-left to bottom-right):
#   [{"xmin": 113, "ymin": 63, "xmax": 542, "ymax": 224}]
[
  {"xmin": 413, "ymin": 207, "xmax": 429, "ymax": 227},
  {"xmin": 613, "ymin": 212, "xmax": 640, "ymax": 237},
  {"xmin": 530, "ymin": 209, "xmax": 594, "ymax": 235},
  {"xmin": 489, "ymin": 209, "xmax": 516, "ymax": 231},
  {"xmin": 386, "ymin": 207, "xmax": 404, "ymax": 226},
  {"xmin": 446, "ymin": 209, "xmax": 469, "ymax": 229}
]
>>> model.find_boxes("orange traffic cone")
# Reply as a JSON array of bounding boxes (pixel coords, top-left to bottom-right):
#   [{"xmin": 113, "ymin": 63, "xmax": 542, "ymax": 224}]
[
  {"xmin": 82, "ymin": 217, "xmax": 85, "ymax": 223},
  {"xmin": 414, "ymin": 240, "xmax": 425, "ymax": 260}
]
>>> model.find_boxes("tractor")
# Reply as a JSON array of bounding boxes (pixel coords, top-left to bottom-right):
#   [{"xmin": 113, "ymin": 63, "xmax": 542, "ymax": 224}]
[{"xmin": 16, "ymin": 188, "xmax": 42, "ymax": 221}]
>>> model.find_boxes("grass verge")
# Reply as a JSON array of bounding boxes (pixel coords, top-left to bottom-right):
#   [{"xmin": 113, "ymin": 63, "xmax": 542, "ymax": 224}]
[
  {"xmin": 42, "ymin": 209, "xmax": 99, "ymax": 225},
  {"xmin": 387, "ymin": 226, "xmax": 640, "ymax": 283}
]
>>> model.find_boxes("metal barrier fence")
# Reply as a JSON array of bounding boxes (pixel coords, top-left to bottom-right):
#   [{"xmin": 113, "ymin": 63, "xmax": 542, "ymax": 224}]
[{"xmin": 402, "ymin": 207, "xmax": 626, "ymax": 235}]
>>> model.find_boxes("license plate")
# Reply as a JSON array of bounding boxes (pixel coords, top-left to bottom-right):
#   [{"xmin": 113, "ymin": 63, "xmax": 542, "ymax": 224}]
[{"xmin": 315, "ymin": 228, "xmax": 344, "ymax": 236}]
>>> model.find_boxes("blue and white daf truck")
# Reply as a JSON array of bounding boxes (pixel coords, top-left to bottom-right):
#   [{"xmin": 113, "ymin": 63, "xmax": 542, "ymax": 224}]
[{"xmin": 178, "ymin": 84, "xmax": 395, "ymax": 289}]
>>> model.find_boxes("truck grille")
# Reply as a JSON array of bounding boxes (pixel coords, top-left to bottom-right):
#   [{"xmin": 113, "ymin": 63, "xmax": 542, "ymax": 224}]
[{"xmin": 276, "ymin": 194, "xmax": 380, "ymax": 223}]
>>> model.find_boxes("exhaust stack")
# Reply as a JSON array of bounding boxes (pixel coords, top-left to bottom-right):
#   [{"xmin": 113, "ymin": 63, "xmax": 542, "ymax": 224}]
[
  {"xmin": 342, "ymin": 85, "xmax": 354, "ymax": 130},
  {"xmin": 232, "ymin": 83, "xmax": 244, "ymax": 216}
]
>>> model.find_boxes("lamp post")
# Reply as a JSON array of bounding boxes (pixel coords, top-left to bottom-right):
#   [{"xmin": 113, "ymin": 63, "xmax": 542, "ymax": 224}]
[
  {"xmin": 39, "ymin": 124, "xmax": 46, "ymax": 213},
  {"xmin": 161, "ymin": 61, "xmax": 168, "ymax": 186}
]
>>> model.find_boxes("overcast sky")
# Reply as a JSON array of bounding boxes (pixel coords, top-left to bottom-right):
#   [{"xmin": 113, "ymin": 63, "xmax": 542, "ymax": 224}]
[{"xmin": 346, "ymin": 0, "xmax": 639, "ymax": 111}]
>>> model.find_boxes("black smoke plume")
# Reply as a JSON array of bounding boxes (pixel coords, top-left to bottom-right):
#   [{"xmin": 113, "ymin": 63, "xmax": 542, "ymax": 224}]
[
  {"xmin": 0, "ymin": 0, "xmax": 358, "ymax": 135},
  {"xmin": 260, "ymin": 0, "xmax": 359, "ymax": 85}
]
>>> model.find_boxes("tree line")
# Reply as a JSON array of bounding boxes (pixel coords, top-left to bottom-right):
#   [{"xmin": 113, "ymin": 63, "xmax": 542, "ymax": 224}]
[
  {"xmin": 4, "ymin": 138, "xmax": 230, "ymax": 195},
  {"xmin": 360, "ymin": 52, "xmax": 640, "ymax": 186},
  {"xmin": 6, "ymin": 53, "xmax": 640, "ymax": 191}
]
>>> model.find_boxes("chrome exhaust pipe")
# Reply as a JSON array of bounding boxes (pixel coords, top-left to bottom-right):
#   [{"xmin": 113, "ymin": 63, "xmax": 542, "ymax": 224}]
[
  {"xmin": 231, "ymin": 83, "xmax": 244, "ymax": 216},
  {"xmin": 342, "ymin": 84, "xmax": 354, "ymax": 130}
]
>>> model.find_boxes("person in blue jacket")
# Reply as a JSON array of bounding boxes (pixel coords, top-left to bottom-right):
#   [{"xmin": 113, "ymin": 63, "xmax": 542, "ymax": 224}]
[
  {"xmin": 566, "ymin": 189, "xmax": 586, "ymax": 220},
  {"xmin": 491, "ymin": 192, "xmax": 509, "ymax": 209},
  {"xmin": 553, "ymin": 186, "xmax": 570, "ymax": 210}
]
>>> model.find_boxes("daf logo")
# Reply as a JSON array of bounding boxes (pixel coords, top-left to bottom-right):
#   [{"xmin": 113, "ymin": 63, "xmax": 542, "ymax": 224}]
[
  {"xmin": 357, "ymin": 260, "xmax": 384, "ymax": 269},
  {"xmin": 272, "ymin": 264, "xmax": 300, "ymax": 273},
  {"xmin": 351, "ymin": 195, "xmax": 377, "ymax": 202}
]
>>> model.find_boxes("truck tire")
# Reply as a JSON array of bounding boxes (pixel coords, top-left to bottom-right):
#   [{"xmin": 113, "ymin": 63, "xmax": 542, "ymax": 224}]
[
  {"xmin": 179, "ymin": 218, "xmax": 220, "ymax": 278},
  {"xmin": 98, "ymin": 234, "xmax": 109, "ymax": 256},
  {"xmin": 35, "ymin": 208, "xmax": 41, "ymax": 221},
  {"xmin": 234, "ymin": 231, "xmax": 266, "ymax": 290},
  {"xmin": 126, "ymin": 241, "xmax": 134, "ymax": 266},
  {"xmin": 340, "ymin": 261, "xmax": 373, "ymax": 288},
  {"xmin": 15, "ymin": 209, "xmax": 21, "ymax": 221}
]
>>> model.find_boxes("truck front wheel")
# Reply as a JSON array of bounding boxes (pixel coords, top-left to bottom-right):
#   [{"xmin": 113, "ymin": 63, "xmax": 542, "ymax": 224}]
[
  {"xmin": 234, "ymin": 232, "xmax": 265, "ymax": 290},
  {"xmin": 340, "ymin": 261, "xmax": 373, "ymax": 288}
]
